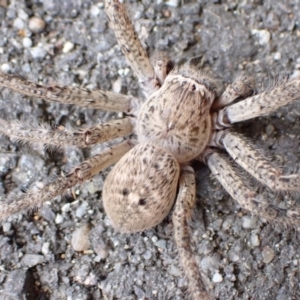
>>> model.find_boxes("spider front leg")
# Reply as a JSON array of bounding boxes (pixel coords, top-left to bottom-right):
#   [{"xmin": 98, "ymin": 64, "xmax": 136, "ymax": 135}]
[
  {"xmin": 105, "ymin": 0, "xmax": 165, "ymax": 96},
  {"xmin": 0, "ymin": 141, "xmax": 133, "ymax": 221},
  {"xmin": 215, "ymin": 77, "xmax": 300, "ymax": 126},
  {"xmin": 202, "ymin": 150, "xmax": 300, "ymax": 227},
  {"xmin": 212, "ymin": 75, "xmax": 255, "ymax": 110},
  {"xmin": 172, "ymin": 166, "xmax": 211, "ymax": 300},
  {"xmin": 0, "ymin": 73, "xmax": 139, "ymax": 113},
  {"xmin": 211, "ymin": 130, "xmax": 300, "ymax": 191},
  {"xmin": 0, "ymin": 117, "xmax": 133, "ymax": 148}
]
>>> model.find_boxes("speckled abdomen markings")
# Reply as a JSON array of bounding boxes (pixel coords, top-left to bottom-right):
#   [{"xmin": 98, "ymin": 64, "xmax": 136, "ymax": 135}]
[{"xmin": 103, "ymin": 143, "xmax": 180, "ymax": 233}]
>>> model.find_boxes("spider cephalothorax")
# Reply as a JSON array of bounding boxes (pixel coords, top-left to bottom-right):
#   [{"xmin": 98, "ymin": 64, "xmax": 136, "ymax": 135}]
[{"xmin": 1, "ymin": 1, "xmax": 300, "ymax": 299}]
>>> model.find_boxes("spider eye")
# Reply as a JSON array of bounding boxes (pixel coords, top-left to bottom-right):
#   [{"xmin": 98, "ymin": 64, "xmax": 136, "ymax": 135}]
[
  {"xmin": 191, "ymin": 84, "xmax": 196, "ymax": 91},
  {"xmin": 139, "ymin": 198, "xmax": 146, "ymax": 205},
  {"xmin": 122, "ymin": 188, "xmax": 129, "ymax": 196}
]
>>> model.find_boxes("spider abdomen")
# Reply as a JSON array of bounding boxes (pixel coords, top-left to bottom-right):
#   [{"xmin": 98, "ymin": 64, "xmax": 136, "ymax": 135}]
[{"xmin": 103, "ymin": 143, "xmax": 180, "ymax": 233}]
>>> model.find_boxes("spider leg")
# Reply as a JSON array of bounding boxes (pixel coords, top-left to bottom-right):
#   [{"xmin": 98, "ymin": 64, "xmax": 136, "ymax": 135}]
[
  {"xmin": 151, "ymin": 51, "xmax": 172, "ymax": 86},
  {"xmin": 212, "ymin": 75, "xmax": 255, "ymax": 110},
  {"xmin": 172, "ymin": 166, "xmax": 211, "ymax": 300},
  {"xmin": 0, "ymin": 73, "xmax": 138, "ymax": 113},
  {"xmin": 0, "ymin": 118, "xmax": 133, "ymax": 148},
  {"xmin": 211, "ymin": 130, "xmax": 300, "ymax": 191},
  {"xmin": 105, "ymin": 0, "xmax": 160, "ymax": 97},
  {"xmin": 0, "ymin": 140, "xmax": 134, "ymax": 221},
  {"xmin": 214, "ymin": 77, "xmax": 300, "ymax": 127},
  {"xmin": 202, "ymin": 150, "xmax": 300, "ymax": 227}
]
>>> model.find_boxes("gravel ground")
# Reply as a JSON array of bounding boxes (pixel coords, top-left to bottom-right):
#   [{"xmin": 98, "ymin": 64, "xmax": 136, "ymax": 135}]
[{"xmin": 1, "ymin": 0, "xmax": 300, "ymax": 299}]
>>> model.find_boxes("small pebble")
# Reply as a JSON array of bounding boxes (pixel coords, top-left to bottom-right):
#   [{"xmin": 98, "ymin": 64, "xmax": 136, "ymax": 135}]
[
  {"xmin": 2, "ymin": 222, "xmax": 11, "ymax": 232},
  {"xmin": 242, "ymin": 216, "xmax": 258, "ymax": 229},
  {"xmin": 265, "ymin": 123, "xmax": 275, "ymax": 136},
  {"xmin": 293, "ymin": 259, "xmax": 298, "ymax": 266},
  {"xmin": 62, "ymin": 41, "xmax": 74, "ymax": 53},
  {"xmin": 222, "ymin": 217, "xmax": 234, "ymax": 230},
  {"xmin": 22, "ymin": 254, "xmax": 44, "ymax": 267},
  {"xmin": 61, "ymin": 203, "xmax": 71, "ymax": 213},
  {"xmin": 90, "ymin": 4, "xmax": 101, "ymax": 17},
  {"xmin": 212, "ymin": 272, "xmax": 223, "ymax": 283},
  {"xmin": 151, "ymin": 236, "xmax": 158, "ymax": 243},
  {"xmin": 250, "ymin": 233, "xmax": 260, "ymax": 247},
  {"xmin": 94, "ymin": 245, "xmax": 108, "ymax": 260},
  {"xmin": 75, "ymin": 202, "xmax": 88, "ymax": 218},
  {"xmin": 22, "ymin": 37, "xmax": 32, "ymax": 48},
  {"xmin": 262, "ymin": 246, "xmax": 275, "ymax": 264},
  {"xmin": 55, "ymin": 214, "xmax": 64, "ymax": 224},
  {"xmin": 156, "ymin": 239, "xmax": 167, "ymax": 250},
  {"xmin": 28, "ymin": 16, "xmax": 46, "ymax": 33},
  {"xmin": 71, "ymin": 224, "xmax": 91, "ymax": 251},
  {"xmin": 274, "ymin": 52, "xmax": 281, "ymax": 60},
  {"xmin": 142, "ymin": 250, "xmax": 152, "ymax": 260},
  {"xmin": 165, "ymin": 0, "xmax": 179, "ymax": 7},
  {"xmin": 112, "ymin": 77, "xmax": 122, "ymax": 93},
  {"xmin": 13, "ymin": 18, "xmax": 25, "ymax": 30},
  {"xmin": 42, "ymin": 242, "xmax": 50, "ymax": 255},
  {"xmin": 30, "ymin": 46, "xmax": 47, "ymax": 59},
  {"xmin": 17, "ymin": 9, "xmax": 28, "ymax": 20},
  {"xmin": 252, "ymin": 29, "xmax": 271, "ymax": 46}
]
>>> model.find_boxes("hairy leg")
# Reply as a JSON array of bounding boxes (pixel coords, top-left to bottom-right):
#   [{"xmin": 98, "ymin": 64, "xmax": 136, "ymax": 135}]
[
  {"xmin": 211, "ymin": 130, "xmax": 300, "ymax": 191},
  {"xmin": 215, "ymin": 77, "xmax": 300, "ymax": 126},
  {"xmin": 105, "ymin": 0, "xmax": 160, "ymax": 97},
  {"xmin": 172, "ymin": 166, "xmax": 211, "ymax": 300},
  {"xmin": 0, "ymin": 140, "xmax": 134, "ymax": 221},
  {"xmin": 0, "ymin": 73, "xmax": 138, "ymax": 113},
  {"xmin": 212, "ymin": 75, "xmax": 255, "ymax": 110},
  {"xmin": 203, "ymin": 151, "xmax": 300, "ymax": 227},
  {"xmin": 0, "ymin": 118, "xmax": 133, "ymax": 148}
]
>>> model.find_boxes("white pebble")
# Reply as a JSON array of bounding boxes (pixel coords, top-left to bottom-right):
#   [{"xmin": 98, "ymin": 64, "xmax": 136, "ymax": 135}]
[
  {"xmin": 290, "ymin": 70, "xmax": 300, "ymax": 80},
  {"xmin": 212, "ymin": 272, "xmax": 223, "ymax": 283},
  {"xmin": 90, "ymin": 4, "xmax": 101, "ymax": 17},
  {"xmin": 1, "ymin": 63, "xmax": 11, "ymax": 73},
  {"xmin": 22, "ymin": 37, "xmax": 32, "ymax": 48},
  {"xmin": 22, "ymin": 254, "xmax": 44, "ymax": 267},
  {"xmin": 274, "ymin": 52, "xmax": 281, "ymax": 60},
  {"xmin": 165, "ymin": 0, "xmax": 179, "ymax": 7},
  {"xmin": 55, "ymin": 213, "xmax": 64, "ymax": 224},
  {"xmin": 42, "ymin": 242, "xmax": 50, "ymax": 255},
  {"xmin": 75, "ymin": 202, "xmax": 88, "ymax": 218},
  {"xmin": 28, "ymin": 16, "xmax": 46, "ymax": 33},
  {"xmin": 30, "ymin": 46, "xmax": 47, "ymax": 59},
  {"xmin": 61, "ymin": 203, "xmax": 71, "ymax": 213},
  {"xmin": 17, "ymin": 9, "xmax": 29, "ymax": 20},
  {"xmin": 262, "ymin": 246, "xmax": 275, "ymax": 264},
  {"xmin": 242, "ymin": 216, "xmax": 258, "ymax": 229},
  {"xmin": 293, "ymin": 259, "xmax": 298, "ymax": 266},
  {"xmin": 250, "ymin": 233, "xmax": 260, "ymax": 247},
  {"xmin": 62, "ymin": 41, "xmax": 74, "ymax": 53},
  {"xmin": 151, "ymin": 236, "xmax": 158, "ymax": 243},
  {"xmin": 13, "ymin": 18, "xmax": 25, "ymax": 30},
  {"xmin": 71, "ymin": 224, "xmax": 91, "ymax": 251},
  {"xmin": 2, "ymin": 222, "xmax": 11, "ymax": 232},
  {"xmin": 112, "ymin": 77, "xmax": 122, "ymax": 93},
  {"xmin": 252, "ymin": 29, "xmax": 271, "ymax": 46}
]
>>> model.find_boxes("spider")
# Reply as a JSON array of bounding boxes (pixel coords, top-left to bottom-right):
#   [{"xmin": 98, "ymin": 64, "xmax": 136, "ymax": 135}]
[{"xmin": 1, "ymin": 0, "xmax": 300, "ymax": 299}]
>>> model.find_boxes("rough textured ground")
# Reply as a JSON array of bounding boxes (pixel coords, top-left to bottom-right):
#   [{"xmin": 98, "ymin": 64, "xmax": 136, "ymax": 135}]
[{"xmin": 1, "ymin": 0, "xmax": 300, "ymax": 299}]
